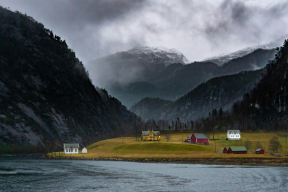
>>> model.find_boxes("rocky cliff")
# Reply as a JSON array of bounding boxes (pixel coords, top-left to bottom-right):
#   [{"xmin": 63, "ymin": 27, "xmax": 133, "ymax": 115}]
[{"xmin": 0, "ymin": 7, "xmax": 138, "ymax": 148}]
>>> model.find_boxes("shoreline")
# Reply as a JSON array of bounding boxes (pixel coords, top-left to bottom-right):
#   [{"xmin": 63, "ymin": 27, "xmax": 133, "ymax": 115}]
[
  {"xmin": 43, "ymin": 156, "xmax": 288, "ymax": 166},
  {"xmin": 2, "ymin": 154, "xmax": 288, "ymax": 166}
]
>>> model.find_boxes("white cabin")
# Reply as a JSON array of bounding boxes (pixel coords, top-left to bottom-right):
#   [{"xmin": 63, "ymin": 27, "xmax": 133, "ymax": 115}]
[
  {"xmin": 82, "ymin": 147, "xmax": 87, "ymax": 153},
  {"xmin": 227, "ymin": 130, "xmax": 241, "ymax": 140},
  {"xmin": 64, "ymin": 143, "xmax": 79, "ymax": 154}
]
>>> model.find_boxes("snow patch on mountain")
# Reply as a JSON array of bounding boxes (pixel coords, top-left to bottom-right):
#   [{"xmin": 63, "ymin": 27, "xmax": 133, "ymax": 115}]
[
  {"xmin": 204, "ymin": 35, "xmax": 286, "ymax": 65},
  {"xmin": 127, "ymin": 46, "xmax": 190, "ymax": 64}
]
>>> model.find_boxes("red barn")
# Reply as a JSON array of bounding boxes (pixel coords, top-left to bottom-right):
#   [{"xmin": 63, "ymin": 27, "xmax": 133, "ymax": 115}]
[
  {"xmin": 228, "ymin": 146, "xmax": 247, "ymax": 154},
  {"xmin": 255, "ymin": 148, "xmax": 264, "ymax": 154},
  {"xmin": 189, "ymin": 133, "xmax": 209, "ymax": 144},
  {"xmin": 223, "ymin": 147, "xmax": 229, "ymax": 153}
]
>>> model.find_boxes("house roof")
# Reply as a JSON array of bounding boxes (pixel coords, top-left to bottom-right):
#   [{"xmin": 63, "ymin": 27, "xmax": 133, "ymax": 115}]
[
  {"xmin": 256, "ymin": 148, "xmax": 263, "ymax": 152},
  {"xmin": 153, "ymin": 131, "xmax": 160, "ymax": 135},
  {"xmin": 64, "ymin": 143, "xmax": 79, "ymax": 148},
  {"xmin": 229, "ymin": 146, "xmax": 247, "ymax": 151},
  {"xmin": 224, "ymin": 147, "xmax": 229, "ymax": 150},
  {"xmin": 142, "ymin": 130, "xmax": 160, "ymax": 136},
  {"xmin": 142, "ymin": 131, "xmax": 149, "ymax": 135},
  {"xmin": 227, "ymin": 130, "xmax": 241, "ymax": 134},
  {"xmin": 193, "ymin": 133, "xmax": 208, "ymax": 139}
]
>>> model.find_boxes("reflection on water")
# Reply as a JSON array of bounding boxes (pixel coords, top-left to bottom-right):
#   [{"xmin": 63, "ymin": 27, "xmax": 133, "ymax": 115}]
[{"xmin": 0, "ymin": 157, "xmax": 287, "ymax": 192}]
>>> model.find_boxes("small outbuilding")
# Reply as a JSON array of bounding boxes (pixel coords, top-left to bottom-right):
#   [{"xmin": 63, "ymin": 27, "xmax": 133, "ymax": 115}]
[
  {"xmin": 255, "ymin": 148, "xmax": 264, "ymax": 154},
  {"xmin": 228, "ymin": 146, "xmax": 247, "ymax": 154},
  {"xmin": 189, "ymin": 133, "xmax": 209, "ymax": 144},
  {"xmin": 64, "ymin": 143, "xmax": 79, "ymax": 154},
  {"xmin": 223, "ymin": 147, "xmax": 229, "ymax": 153},
  {"xmin": 82, "ymin": 147, "xmax": 87, "ymax": 153}
]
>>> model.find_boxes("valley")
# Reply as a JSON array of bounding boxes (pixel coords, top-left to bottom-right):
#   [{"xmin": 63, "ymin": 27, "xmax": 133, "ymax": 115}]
[{"xmin": 48, "ymin": 131, "xmax": 288, "ymax": 166}]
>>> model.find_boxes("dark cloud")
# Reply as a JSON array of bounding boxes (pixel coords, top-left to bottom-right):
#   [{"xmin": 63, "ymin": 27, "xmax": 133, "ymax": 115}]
[
  {"xmin": 203, "ymin": 0, "xmax": 288, "ymax": 49},
  {"xmin": 0, "ymin": 0, "xmax": 148, "ymax": 62},
  {"xmin": 1, "ymin": 0, "xmax": 288, "ymax": 87}
]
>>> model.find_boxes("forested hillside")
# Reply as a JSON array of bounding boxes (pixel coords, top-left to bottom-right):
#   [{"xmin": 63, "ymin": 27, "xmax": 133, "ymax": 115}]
[
  {"xmin": 131, "ymin": 69, "xmax": 264, "ymax": 122},
  {"xmin": 91, "ymin": 47, "xmax": 275, "ymax": 108},
  {"xmin": 200, "ymin": 40, "xmax": 288, "ymax": 131},
  {"xmin": 0, "ymin": 7, "xmax": 138, "ymax": 149}
]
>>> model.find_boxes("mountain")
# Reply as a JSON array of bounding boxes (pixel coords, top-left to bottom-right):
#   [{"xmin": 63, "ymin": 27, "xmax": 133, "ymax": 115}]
[
  {"xmin": 220, "ymin": 39, "xmax": 288, "ymax": 130},
  {"xmin": 87, "ymin": 46, "xmax": 189, "ymax": 88},
  {"xmin": 0, "ymin": 7, "xmax": 138, "ymax": 148},
  {"xmin": 130, "ymin": 69, "xmax": 264, "ymax": 122},
  {"xmin": 88, "ymin": 42, "xmax": 276, "ymax": 108},
  {"xmin": 218, "ymin": 48, "xmax": 277, "ymax": 75},
  {"xmin": 204, "ymin": 36, "xmax": 285, "ymax": 65},
  {"xmin": 130, "ymin": 97, "xmax": 172, "ymax": 121}
]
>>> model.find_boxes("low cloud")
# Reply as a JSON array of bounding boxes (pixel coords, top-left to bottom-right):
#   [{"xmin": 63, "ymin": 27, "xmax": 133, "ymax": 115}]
[{"xmin": 1, "ymin": 0, "xmax": 288, "ymax": 86}]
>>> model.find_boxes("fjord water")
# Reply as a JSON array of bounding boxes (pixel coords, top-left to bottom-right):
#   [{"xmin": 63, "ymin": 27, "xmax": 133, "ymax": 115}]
[{"xmin": 0, "ymin": 157, "xmax": 287, "ymax": 192}]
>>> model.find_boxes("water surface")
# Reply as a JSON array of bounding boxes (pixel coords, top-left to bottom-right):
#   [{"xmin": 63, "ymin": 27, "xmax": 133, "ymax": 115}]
[{"xmin": 0, "ymin": 157, "xmax": 287, "ymax": 191}]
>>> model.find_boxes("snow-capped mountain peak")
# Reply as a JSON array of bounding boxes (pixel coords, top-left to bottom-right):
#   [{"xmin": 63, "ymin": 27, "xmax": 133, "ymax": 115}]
[
  {"xmin": 126, "ymin": 46, "xmax": 190, "ymax": 64},
  {"xmin": 203, "ymin": 35, "xmax": 287, "ymax": 65}
]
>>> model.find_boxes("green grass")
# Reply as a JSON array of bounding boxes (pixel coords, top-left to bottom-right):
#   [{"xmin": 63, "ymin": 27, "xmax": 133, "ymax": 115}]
[
  {"xmin": 55, "ymin": 131, "xmax": 288, "ymax": 159},
  {"xmin": 113, "ymin": 142, "xmax": 212, "ymax": 153}
]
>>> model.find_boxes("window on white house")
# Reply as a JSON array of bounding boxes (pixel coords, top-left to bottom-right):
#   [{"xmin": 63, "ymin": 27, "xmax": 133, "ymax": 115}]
[
  {"xmin": 75, "ymin": 149, "xmax": 77, "ymax": 152},
  {"xmin": 66, "ymin": 149, "xmax": 68, "ymax": 152}
]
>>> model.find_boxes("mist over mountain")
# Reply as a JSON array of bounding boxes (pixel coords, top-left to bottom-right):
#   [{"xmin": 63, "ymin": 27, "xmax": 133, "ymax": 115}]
[
  {"xmin": 196, "ymin": 39, "xmax": 288, "ymax": 131},
  {"xmin": 204, "ymin": 35, "xmax": 286, "ymax": 65},
  {"xmin": 89, "ymin": 46, "xmax": 276, "ymax": 108},
  {"xmin": 87, "ymin": 46, "xmax": 189, "ymax": 87},
  {"xmin": 131, "ymin": 69, "xmax": 264, "ymax": 122},
  {"xmin": 0, "ymin": 7, "xmax": 138, "ymax": 147}
]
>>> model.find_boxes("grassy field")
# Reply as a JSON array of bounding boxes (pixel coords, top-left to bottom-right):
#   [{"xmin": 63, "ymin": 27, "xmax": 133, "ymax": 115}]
[{"xmin": 50, "ymin": 131, "xmax": 288, "ymax": 160}]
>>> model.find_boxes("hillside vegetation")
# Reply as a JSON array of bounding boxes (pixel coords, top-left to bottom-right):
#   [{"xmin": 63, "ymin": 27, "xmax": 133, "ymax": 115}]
[
  {"xmin": 200, "ymin": 39, "xmax": 288, "ymax": 131},
  {"xmin": 131, "ymin": 69, "xmax": 264, "ymax": 121},
  {"xmin": 0, "ymin": 7, "xmax": 138, "ymax": 149}
]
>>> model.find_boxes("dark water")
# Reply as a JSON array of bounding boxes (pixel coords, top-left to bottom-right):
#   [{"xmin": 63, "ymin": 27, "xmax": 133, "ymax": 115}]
[{"xmin": 0, "ymin": 157, "xmax": 288, "ymax": 192}]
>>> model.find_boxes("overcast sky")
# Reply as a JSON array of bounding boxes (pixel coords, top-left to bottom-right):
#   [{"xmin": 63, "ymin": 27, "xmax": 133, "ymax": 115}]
[{"xmin": 1, "ymin": 0, "xmax": 288, "ymax": 64}]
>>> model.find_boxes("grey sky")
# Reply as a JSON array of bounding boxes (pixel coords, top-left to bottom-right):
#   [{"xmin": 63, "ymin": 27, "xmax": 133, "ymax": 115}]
[{"xmin": 1, "ymin": 0, "xmax": 288, "ymax": 64}]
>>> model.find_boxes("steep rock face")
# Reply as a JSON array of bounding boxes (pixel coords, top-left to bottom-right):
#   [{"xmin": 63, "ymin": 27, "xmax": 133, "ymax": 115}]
[
  {"xmin": 0, "ymin": 7, "xmax": 138, "ymax": 147},
  {"xmin": 130, "ymin": 69, "xmax": 264, "ymax": 122}
]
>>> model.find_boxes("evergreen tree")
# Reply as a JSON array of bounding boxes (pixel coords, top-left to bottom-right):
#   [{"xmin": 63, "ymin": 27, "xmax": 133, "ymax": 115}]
[{"xmin": 191, "ymin": 120, "xmax": 194, "ymax": 130}]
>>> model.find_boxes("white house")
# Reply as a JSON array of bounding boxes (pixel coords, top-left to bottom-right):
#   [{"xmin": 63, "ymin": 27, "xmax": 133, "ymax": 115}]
[
  {"xmin": 227, "ymin": 130, "xmax": 241, "ymax": 140},
  {"xmin": 82, "ymin": 147, "xmax": 87, "ymax": 153},
  {"xmin": 64, "ymin": 143, "xmax": 79, "ymax": 154}
]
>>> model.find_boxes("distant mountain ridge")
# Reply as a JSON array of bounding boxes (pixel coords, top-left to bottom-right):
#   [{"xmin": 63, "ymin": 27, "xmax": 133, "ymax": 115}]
[
  {"xmin": 88, "ymin": 46, "xmax": 189, "ymax": 88},
  {"xmin": 131, "ymin": 69, "xmax": 265, "ymax": 122},
  {"xmin": 204, "ymin": 35, "xmax": 286, "ymax": 65},
  {"xmin": 103, "ymin": 48, "xmax": 276, "ymax": 107},
  {"xmin": 126, "ymin": 46, "xmax": 190, "ymax": 64}
]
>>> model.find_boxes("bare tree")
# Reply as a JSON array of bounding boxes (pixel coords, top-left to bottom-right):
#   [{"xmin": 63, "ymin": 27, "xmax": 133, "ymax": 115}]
[
  {"xmin": 269, "ymin": 137, "xmax": 282, "ymax": 153},
  {"xmin": 256, "ymin": 141, "xmax": 263, "ymax": 149},
  {"xmin": 165, "ymin": 133, "xmax": 171, "ymax": 142},
  {"xmin": 245, "ymin": 140, "xmax": 252, "ymax": 152}
]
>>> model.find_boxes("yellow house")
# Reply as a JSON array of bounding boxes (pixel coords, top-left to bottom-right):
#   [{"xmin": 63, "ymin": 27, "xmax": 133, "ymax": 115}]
[{"xmin": 141, "ymin": 130, "xmax": 160, "ymax": 141}]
